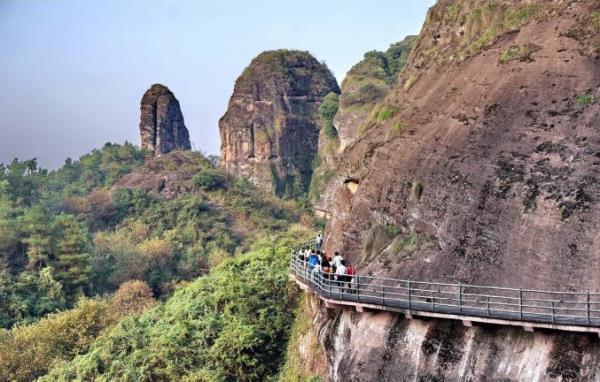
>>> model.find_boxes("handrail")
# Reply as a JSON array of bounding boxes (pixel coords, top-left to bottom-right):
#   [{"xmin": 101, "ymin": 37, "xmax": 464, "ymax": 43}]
[{"xmin": 289, "ymin": 243, "xmax": 600, "ymax": 327}]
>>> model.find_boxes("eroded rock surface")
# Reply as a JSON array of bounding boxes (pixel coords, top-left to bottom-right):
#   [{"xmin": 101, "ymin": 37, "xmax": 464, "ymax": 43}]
[
  {"xmin": 219, "ymin": 50, "xmax": 339, "ymax": 195},
  {"xmin": 139, "ymin": 84, "xmax": 191, "ymax": 156},
  {"xmin": 307, "ymin": 295, "xmax": 600, "ymax": 382}
]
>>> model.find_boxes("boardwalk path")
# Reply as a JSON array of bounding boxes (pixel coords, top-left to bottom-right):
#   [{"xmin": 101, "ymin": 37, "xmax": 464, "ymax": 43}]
[{"xmin": 290, "ymin": 244, "xmax": 600, "ymax": 335}]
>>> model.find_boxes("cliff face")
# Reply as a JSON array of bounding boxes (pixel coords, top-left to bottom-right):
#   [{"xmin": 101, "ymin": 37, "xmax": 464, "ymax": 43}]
[
  {"xmin": 310, "ymin": 1, "xmax": 600, "ymax": 380},
  {"xmin": 219, "ymin": 50, "xmax": 339, "ymax": 196},
  {"xmin": 139, "ymin": 84, "xmax": 191, "ymax": 156}
]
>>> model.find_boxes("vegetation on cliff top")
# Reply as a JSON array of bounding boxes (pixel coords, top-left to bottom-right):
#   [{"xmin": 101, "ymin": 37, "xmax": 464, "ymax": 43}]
[{"xmin": 340, "ymin": 37, "xmax": 415, "ymax": 110}]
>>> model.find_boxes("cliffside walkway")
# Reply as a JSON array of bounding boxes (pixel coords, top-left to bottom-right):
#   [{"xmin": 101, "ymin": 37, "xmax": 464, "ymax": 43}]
[{"xmin": 289, "ymin": 244, "xmax": 600, "ymax": 335}]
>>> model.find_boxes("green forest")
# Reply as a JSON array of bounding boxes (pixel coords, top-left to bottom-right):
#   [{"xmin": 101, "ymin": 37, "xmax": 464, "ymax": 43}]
[{"xmin": 0, "ymin": 143, "xmax": 316, "ymax": 381}]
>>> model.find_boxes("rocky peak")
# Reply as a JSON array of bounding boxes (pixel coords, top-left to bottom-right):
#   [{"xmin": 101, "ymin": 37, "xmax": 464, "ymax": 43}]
[
  {"xmin": 139, "ymin": 84, "xmax": 191, "ymax": 156},
  {"xmin": 219, "ymin": 50, "xmax": 339, "ymax": 196}
]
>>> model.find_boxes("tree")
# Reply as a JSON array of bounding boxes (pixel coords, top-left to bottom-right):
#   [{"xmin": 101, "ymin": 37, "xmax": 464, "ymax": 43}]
[
  {"xmin": 0, "ymin": 261, "xmax": 20, "ymax": 328},
  {"xmin": 14, "ymin": 267, "xmax": 65, "ymax": 320},
  {"xmin": 193, "ymin": 168, "xmax": 228, "ymax": 191},
  {"xmin": 21, "ymin": 205, "xmax": 55, "ymax": 270},
  {"xmin": 53, "ymin": 214, "xmax": 91, "ymax": 301},
  {"xmin": 318, "ymin": 92, "xmax": 339, "ymax": 138}
]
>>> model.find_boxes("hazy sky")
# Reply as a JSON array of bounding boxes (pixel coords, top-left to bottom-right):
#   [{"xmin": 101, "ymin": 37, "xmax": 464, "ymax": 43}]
[{"xmin": 0, "ymin": 0, "xmax": 435, "ymax": 169}]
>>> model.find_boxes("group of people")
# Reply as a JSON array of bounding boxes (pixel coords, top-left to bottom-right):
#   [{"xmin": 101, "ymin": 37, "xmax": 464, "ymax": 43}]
[{"xmin": 294, "ymin": 233, "xmax": 356, "ymax": 292}]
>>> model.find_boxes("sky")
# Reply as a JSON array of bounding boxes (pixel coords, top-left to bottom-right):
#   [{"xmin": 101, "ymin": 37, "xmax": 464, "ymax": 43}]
[{"xmin": 0, "ymin": 0, "xmax": 435, "ymax": 169}]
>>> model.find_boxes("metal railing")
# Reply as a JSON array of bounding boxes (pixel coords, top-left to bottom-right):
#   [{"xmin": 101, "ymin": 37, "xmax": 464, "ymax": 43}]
[{"xmin": 289, "ymin": 244, "xmax": 600, "ymax": 327}]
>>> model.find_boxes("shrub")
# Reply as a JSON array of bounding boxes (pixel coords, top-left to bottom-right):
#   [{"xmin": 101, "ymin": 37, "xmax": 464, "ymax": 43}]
[
  {"xmin": 0, "ymin": 298, "xmax": 118, "ymax": 382},
  {"xmin": 193, "ymin": 168, "xmax": 228, "ymax": 191},
  {"xmin": 318, "ymin": 92, "xmax": 339, "ymax": 138},
  {"xmin": 111, "ymin": 280, "xmax": 156, "ymax": 316},
  {"xmin": 576, "ymin": 94, "xmax": 595, "ymax": 106}
]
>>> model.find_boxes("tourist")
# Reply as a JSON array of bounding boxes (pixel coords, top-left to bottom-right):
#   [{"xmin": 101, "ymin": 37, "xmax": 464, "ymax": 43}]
[
  {"xmin": 307, "ymin": 250, "xmax": 318, "ymax": 270},
  {"xmin": 316, "ymin": 233, "xmax": 323, "ymax": 251},
  {"xmin": 332, "ymin": 251, "xmax": 344, "ymax": 268},
  {"xmin": 311, "ymin": 260, "xmax": 322, "ymax": 282},
  {"xmin": 336, "ymin": 259, "xmax": 348, "ymax": 292},
  {"xmin": 346, "ymin": 263, "xmax": 356, "ymax": 293}
]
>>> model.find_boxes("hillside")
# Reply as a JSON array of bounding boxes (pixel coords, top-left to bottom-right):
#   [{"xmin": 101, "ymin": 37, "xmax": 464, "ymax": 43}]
[
  {"xmin": 302, "ymin": 1, "xmax": 600, "ymax": 380},
  {"xmin": 39, "ymin": 235, "xmax": 304, "ymax": 381},
  {"xmin": 0, "ymin": 143, "xmax": 311, "ymax": 380}
]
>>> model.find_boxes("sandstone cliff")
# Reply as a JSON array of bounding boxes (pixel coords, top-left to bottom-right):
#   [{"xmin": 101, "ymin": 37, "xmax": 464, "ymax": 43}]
[
  {"xmin": 219, "ymin": 50, "xmax": 339, "ymax": 196},
  {"xmin": 304, "ymin": 1, "xmax": 600, "ymax": 380},
  {"xmin": 139, "ymin": 84, "xmax": 191, "ymax": 156}
]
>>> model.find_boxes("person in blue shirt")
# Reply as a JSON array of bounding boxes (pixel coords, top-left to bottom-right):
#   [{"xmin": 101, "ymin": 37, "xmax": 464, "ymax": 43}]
[{"xmin": 307, "ymin": 250, "xmax": 319, "ymax": 270}]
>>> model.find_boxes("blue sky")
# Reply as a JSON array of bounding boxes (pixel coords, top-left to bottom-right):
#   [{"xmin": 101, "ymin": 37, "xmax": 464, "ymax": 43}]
[{"xmin": 0, "ymin": 0, "xmax": 435, "ymax": 169}]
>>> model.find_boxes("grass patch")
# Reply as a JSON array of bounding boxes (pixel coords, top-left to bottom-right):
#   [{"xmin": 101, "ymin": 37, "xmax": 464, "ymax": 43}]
[
  {"xmin": 591, "ymin": 11, "xmax": 600, "ymax": 32},
  {"xmin": 374, "ymin": 104, "xmax": 397, "ymax": 123},
  {"xmin": 389, "ymin": 121, "xmax": 405, "ymax": 137},
  {"xmin": 499, "ymin": 46, "xmax": 519, "ymax": 63},
  {"xmin": 391, "ymin": 233, "xmax": 435, "ymax": 255},
  {"xmin": 464, "ymin": 3, "xmax": 542, "ymax": 58},
  {"xmin": 470, "ymin": 27, "xmax": 497, "ymax": 54},
  {"xmin": 404, "ymin": 73, "xmax": 417, "ymax": 91},
  {"xmin": 446, "ymin": 4, "xmax": 460, "ymax": 21},
  {"xmin": 576, "ymin": 94, "xmax": 595, "ymax": 106},
  {"xmin": 499, "ymin": 43, "xmax": 542, "ymax": 63},
  {"xmin": 503, "ymin": 4, "xmax": 541, "ymax": 30}
]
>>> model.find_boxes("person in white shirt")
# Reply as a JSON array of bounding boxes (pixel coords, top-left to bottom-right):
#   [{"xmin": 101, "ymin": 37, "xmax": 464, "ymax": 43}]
[
  {"xmin": 316, "ymin": 233, "xmax": 323, "ymax": 251},
  {"xmin": 311, "ymin": 262, "xmax": 322, "ymax": 283},
  {"xmin": 335, "ymin": 259, "xmax": 348, "ymax": 292},
  {"xmin": 332, "ymin": 252, "xmax": 344, "ymax": 268}
]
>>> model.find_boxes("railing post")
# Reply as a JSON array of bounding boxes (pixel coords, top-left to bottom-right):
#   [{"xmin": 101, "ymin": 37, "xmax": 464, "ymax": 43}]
[
  {"xmin": 486, "ymin": 296, "xmax": 490, "ymax": 317},
  {"xmin": 408, "ymin": 280, "xmax": 412, "ymax": 309},
  {"xmin": 551, "ymin": 301, "xmax": 555, "ymax": 324},
  {"xmin": 357, "ymin": 276, "xmax": 361, "ymax": 302},
  {"xmin": 381, "ymin": 284, "xmax": 385, "ymax": 305},
  {"xmin": 587, "ymin": 291, "xmax": 591, "ymax": 325},
  {"xmin": 459, "ymin": 284, "xmax": 463, "ymax": 314},
  {"xmin": 519, "ymin": 289, "xmax": 523, "ymax": 319},
  {"xmin": 431, "ymin": 288, "xmax": 434, "ymax": 311}
]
